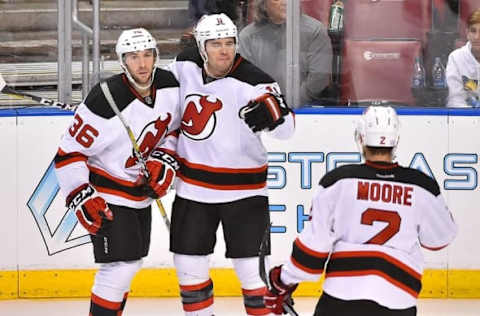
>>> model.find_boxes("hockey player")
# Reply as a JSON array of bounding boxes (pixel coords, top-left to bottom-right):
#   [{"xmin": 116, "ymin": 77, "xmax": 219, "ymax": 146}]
[
  {"xmin": 263, "ymin": 106, "xmax": 457, "ymax": 316},
  {"xmin": 54, "ymin": 28, "xmax": 181, "ymax": 316},
  {"xmin": 164, "ymin": 13, "xmax": 295, "ymax": 316}
]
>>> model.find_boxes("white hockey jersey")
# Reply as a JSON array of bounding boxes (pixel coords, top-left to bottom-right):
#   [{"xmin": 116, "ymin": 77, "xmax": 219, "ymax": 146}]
[
  {"xmin": 164, "ymin": 48, "xmax": 295, "ymax": 203},
  {"xmin": 54, "ymin": 69, "xmax": 181, "ymax": 209},
  {"xmin": 281, "ymin": 161, "xmax": 457, "ymax": 309}
]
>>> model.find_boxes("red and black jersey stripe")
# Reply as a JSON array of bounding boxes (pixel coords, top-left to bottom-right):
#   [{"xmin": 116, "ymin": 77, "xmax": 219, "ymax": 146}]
[
  {"xmin": 178, "ymin": 158, "xmax": 268, "ymax": 190},
  {"xmin": 54, "ymin": 149, "xmax": 87, "ymax": 168},
  {"xmin": 320, "ymin": 162, "xmax": 440, "ymax": 196},
  {"xmin": 326, "ymin": 251, "xmax": 422, "ymax": 298},
  {"xmin": 291, "ymin": 238, "xmax": 329, "ymax": 274},
  {"xmin": 88, "ymin": 166, "xmax": 147, "ymax": 201}
]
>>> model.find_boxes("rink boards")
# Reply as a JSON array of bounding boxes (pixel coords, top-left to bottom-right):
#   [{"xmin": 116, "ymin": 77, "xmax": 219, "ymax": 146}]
[{"xmin": 1, "ymin": 107, "xmax": 479, "ymax": 299}]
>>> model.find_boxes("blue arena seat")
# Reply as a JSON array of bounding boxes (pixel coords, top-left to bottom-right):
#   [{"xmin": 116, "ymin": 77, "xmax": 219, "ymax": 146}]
[{"xmin": 340, "ymin": 39, "xmax": 423, "ymax": 106}]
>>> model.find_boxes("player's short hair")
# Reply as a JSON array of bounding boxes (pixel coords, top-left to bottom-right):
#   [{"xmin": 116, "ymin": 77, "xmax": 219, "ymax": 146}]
[
  {"xmin": 468, "ymin": 8, "xmax": 480, "ymax": 28},
  {"xmin": 365, "ymin": 146, "xmax": 394, "ymax": 156}
]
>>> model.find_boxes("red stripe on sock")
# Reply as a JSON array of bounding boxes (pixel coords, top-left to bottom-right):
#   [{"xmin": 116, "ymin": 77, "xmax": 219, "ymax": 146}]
[
  {"xmin": 242, "ymin": 287, "xmax": 267, "ymax": 296},
  {"xmin": 245, "ymin": 306, "xmax": 271, "ymax": 315},
  {"xmin": 183, "ymin": 296, "xmax": 214, "ymax": 312},
  {"xmin": 180, "ymin": 279, "xmax": 212, "ymax": 291},
  {"xmin": 91, "ymin": 293, "xmax": 122, "ymax": 310}
]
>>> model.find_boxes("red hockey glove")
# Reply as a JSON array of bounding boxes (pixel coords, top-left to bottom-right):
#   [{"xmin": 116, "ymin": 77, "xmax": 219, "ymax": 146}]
[
  {"xmin": 142, "ymin": 150, "xmax": 179, "ymax": 199},
  {"xmin": 239, "ymin": 93, "xmax": 290, "ymax": 132},
  {"xmin": 264, "ymin": 265, "xmax": 298, "ymax": 315},
  {"xmin": 67, "ymin": 184, "xmax": 113, "ymax": 236}
]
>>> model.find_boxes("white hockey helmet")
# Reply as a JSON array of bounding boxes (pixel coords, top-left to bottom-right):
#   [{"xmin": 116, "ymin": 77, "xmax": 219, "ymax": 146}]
[
  {"xmin": 355, "ymin": 106, "xmax": 400, "ymax": 152},
  {"xmin": 194, "ymin": 13, "xmax": 238, "ymax": 64},
  {"xmin": 115, "ymin": 28, "xmax": 159, "ymax": 90}
]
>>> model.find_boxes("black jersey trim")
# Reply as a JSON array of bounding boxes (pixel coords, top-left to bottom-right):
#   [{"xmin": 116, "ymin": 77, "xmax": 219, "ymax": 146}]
[
  {"xmin": 176, "ymin": 47, "xmax": 204, "ymax": 68},
  {"xmin": 178, "ymin": 159, "xmax": 267, "ymax": 190},
  {"xmin": 320, "ymin": 164, "xmax": 440, "ymax": 196},
  {"xmin": 326, "ymin": 252, "xmax": 422, "ymax": 297},
  {"xmin": 54, "ymin": 150, "xmax": 87, "ymax": 168},
  {"xmin": 84, "ymin": 69, "xmax": 179, "ymax": 119},
  {"xmin": 153, "ymin": 67, "xmax": 180, "ymax": 89},
  {"xmin": 291, "ymin": 238, "xmax": 328, "ymax": 274},
  {"xmin": 84, "ymin": 74, "xmax": 136, "ymax": 119},
  {"xmin": 176, "ymin": 48, "xmax": 276, "ymax": 86},
  {"xmin": 89, "ymin": 169, "xmax": 146, "ymax": 200},
  {"xmin": 229, "ymin": 56, "xmax": 276, "ymax": 86}
]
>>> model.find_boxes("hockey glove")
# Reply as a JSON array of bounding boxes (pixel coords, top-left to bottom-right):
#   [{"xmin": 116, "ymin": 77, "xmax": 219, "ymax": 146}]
[
  {"xmin": 264, "ymin": 265, "xmax": 298, "ymax": 315},
  {"xmin": 239, "ymin": 93, "xmax": 290, "ymax": 132},
  {"xmin": 67, "ymin": 184, "xmax": 113, "ymax": 236},
  {"xmin": 142, "ymin": 150, "xmax": 179, "ymax": 199}
]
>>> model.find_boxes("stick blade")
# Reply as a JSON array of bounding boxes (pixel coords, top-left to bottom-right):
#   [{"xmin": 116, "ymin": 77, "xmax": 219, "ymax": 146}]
[{"xmin": 0, "ymin": 73, "xmax": 6, "ymax": 92}]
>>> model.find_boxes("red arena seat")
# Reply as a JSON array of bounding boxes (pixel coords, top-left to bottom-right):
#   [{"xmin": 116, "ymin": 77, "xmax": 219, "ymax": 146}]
[
  {"xmin": 340, "ymin": 39, "xmax": 423, "ymax": 106},
  {"xmin": 343, "ymin": 0, "xmax": 432, "ymax": 42},
  {"xmin": 247, "ymin": 0, "xmax": 332, "ymax": 25},
  {"xmin": 458, "ymin": 0, "xmax": 479, "ymax": 39}
]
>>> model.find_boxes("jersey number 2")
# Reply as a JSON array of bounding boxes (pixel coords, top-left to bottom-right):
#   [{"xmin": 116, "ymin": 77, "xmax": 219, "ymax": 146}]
[{"xmin": 361, "ymin": 208, "xmax": 401, "ymax": 245}]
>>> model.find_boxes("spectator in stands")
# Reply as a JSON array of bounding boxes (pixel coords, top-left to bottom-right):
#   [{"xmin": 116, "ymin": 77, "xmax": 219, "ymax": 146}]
[
  {"xmin": 239, "ymin": 0, "xmax": 332, "ymax": 108},
  {"xmin": 446, "ymin": 8, "xmax": 480, "ymax": 107},
  {"xmin": 181, "ymin": 0, "xmax": 240, "ymax": 48}
]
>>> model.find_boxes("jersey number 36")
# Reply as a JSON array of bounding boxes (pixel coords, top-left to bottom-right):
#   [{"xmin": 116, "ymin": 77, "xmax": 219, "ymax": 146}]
[{"xmin": 69, "ymin": 114, "xmax": 99, "ymax": 148}]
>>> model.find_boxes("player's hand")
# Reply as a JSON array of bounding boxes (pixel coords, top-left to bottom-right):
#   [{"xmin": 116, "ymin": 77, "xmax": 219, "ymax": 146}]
[
  {"xmin": 142, "ymin": 150, "xmax": 179, "ymax": 199},
  {"xmin": 67, "ymin": 184, "xmax": 113, "ymax": 236},
  {"xmin": 264, "ymin": 265, "xmax": 298, "ymax": 314},
  {"xmin": 239, "ymin": 93, "xmax": 290, "ymax": 132}
]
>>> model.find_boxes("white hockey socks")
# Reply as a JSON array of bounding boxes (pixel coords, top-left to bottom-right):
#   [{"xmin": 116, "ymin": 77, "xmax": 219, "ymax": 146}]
[{"xmin": 174, "ymin": 254, "xmax": 214, "ymax": 315}]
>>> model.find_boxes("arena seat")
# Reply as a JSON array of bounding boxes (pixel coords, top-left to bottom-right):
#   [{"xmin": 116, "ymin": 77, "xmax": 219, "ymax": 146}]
[
  {"xmin": 340, "ymin": 39, "xmax": 423, "ymax": 106},
  {"xmin": 458, "ymin": 0, "xmax": 478, "ymax": 39},
  {"xmin": 343, "ymin": 0, "xmax": 432, "ymax": 42},
  {"xmin": 246, "ymin": 0, "xmax": 332, "ymax": 25},
  {"xmin": 433, "ymin": 0, "xmax": 447, "ymax": 24}
]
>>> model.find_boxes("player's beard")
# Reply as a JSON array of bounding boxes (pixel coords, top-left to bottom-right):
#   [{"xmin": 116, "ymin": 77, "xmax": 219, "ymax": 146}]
[{"xmin": 132, "ymin": 71, "xmax": 152, "ymax": 86}]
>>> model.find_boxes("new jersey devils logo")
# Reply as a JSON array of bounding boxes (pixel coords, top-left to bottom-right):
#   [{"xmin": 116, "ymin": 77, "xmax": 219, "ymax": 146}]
[
  {"xmin": 181, "ymin": 94, "xmax": 223, "ymax": 140},
  {"xmin": 125, "ymin": 113, "xmax": 171, "ymax": 168}
]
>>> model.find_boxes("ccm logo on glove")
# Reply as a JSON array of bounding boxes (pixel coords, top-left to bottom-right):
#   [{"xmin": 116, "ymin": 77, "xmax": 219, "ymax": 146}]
[
  {"xmin": 141, "ymin": 150, "xmax": 179, "ymax": 199},
  {"xmin": 67, "ymin": 184, "xmax": 113, "ymax": 236}
]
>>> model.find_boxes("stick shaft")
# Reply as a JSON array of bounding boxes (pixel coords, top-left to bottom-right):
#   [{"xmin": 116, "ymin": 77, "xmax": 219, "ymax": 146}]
[
  {"xmin": 1, "ymin": 86, "xmax": 76, "ymax": 110},
  {"xmin": 100, "ymin": 82, "xmax": 171, "ymax": 230}
]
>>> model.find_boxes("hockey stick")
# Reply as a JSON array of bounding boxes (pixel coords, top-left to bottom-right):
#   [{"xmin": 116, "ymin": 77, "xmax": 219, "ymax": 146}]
[
  {"xmin": 0, "ymin": 73, "xmax": 77, "ymax": 110},
  {"xmin": 259, "ymin": 223, "xmax": 299, "ymax": 316},
  {"xmin": 100, "ymin": 82, "xmax": 171, "ymax": 231}
]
